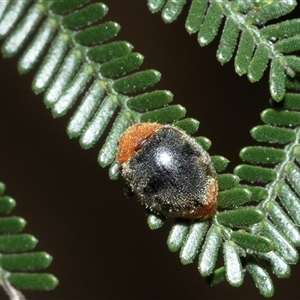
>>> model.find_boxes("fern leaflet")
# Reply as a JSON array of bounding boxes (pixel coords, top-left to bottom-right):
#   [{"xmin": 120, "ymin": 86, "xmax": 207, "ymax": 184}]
[
  {"xmin": 147, "ymin": 0, "xmax": 300, "ymax": 102},
  {"xmin": 0, "ymin": 182, "xmax": 57, "ymax": 299},
  {"xmin": 2, "ymin": 0, "xmax": 300, "ymax": 298}
]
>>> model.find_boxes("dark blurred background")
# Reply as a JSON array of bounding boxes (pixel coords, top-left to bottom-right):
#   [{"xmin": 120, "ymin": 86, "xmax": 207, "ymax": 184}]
[{"xmin": 0, "ymin": 1, "xmax": 298, "ymax": 299}]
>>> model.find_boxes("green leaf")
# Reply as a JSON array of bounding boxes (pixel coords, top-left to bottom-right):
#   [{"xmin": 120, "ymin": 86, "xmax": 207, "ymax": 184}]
[
  {"xmin": 234, "ymin": 29, "xmax": 254, "ymax": 76},
  {"xmin": 247, "ymin": 261, "xmax": 274, "ymax": 298},
  {"xmin": 0, "ymin": 252, "xmax": 52, "ymax": 271},
  {"xmin": 259, "ymin": 251, "xmax": 291, "ymax": 278},
  {"xmin": 167, "ymin": 220, "xmax": 190, "ymax": 252},
  {"xmin": 275, "ymin": 35, "xmax": 300, "ymax": 54},
  {"xmin": 282, "ymin": 92, "xmax": 300, "ymax": 110},
  {"xmin": 0, "ymin": 0, "xmax": 30, "ymax": 38},
  {"xmin": 100, "ymin": 53, "xmax": 144, "ymax": 78},
  {"xmin": 0, "ymin": 1, "xmax": 10, "ymax": 20},
  {"xmin": 285, "ymin": 161, "xmax": 300, "ymax": 197},
  {"xmin": 0, "ymin": 217, "xmax": 26, "ymax": 234},
  {"xmin": 210, "ymin": 156, "xmax": 229, "ymax": 173},
  {"xmin": 8, "ymin": 273, "xmax": 58, "ymax": 290},
  {"xmin": 198, "ymin": 2, "xmax": 223, "ymax": 46},
  {"xmin": 194, "ymin": 136, "xmax": 211, "ymax": 151},
  {"xmin": 231, "ymin": 0, "xmax": 257, "ymax": 13},
  {"xmin": 217, "ymin": 174, "xmax": 240, "ymax": 191},
  {"xmin": 173, "ymin": 118, "xmax": 199, "ymax": 135},
  {"xmin": 75, "ymin": 22, "xmax": 121, "ymax": 46},
  {"xmin": 51, "ymin": 64, "xmax": 93, "ymax": 117},
  {"xmin": 148, "ymin": 0, "xmax": 298, "ymax": 106},
  {"xmin": 0, "ymin": 183, "xmax": 57, "ymax": 296},
  {"xmin": 98, "ymin": 111, "xmax": 131, "ymax": 167},
  {"xmin": 87, "ymin": 41, "xmax": 133, "ymax": 63},
  {"xmin": 223, "ymin": 241, "xmax": 244, "ymax": 287},
  {"xmin": 127, "ymin": 90, "xmax": 173, "ymax": 112},
  {"xmin": 260, "ymin": 220, "xmax": 298, "ymax": 264},
  {"xmin": 147, "ymin": 0, "xmax": 167, "ymax": 13},
  {"xmin": 79, "ymin": 95, "xmax": 118, "ymax": 149},
  {"xmin": 266, "ymin": 201, "xmax": 300, "ymax": 246},
  {"xmin": 285, "ymin": 76, "xmax": 300, "ymax": 91},
  {"xmin": 217, "ymin": 207, "xmax": 264, "ymax": 227},
  {"xmin": 50, "ymin": 0, "xmax": 90, "ymax": 14},
  {"xmin": 44, "ymin": 50, "xmax": 81, "ymax": 106},
  {"xmin": 239, "ymin": 146, "xmax": 285, "ymax": 164},
  {"xmin": 246, "ymin": 0, "xmax": 296, "ymax": 24},
  {"xmin": 62, "ymin": 3, "xmax": 108, "ymax": 30},
  {"xmin": 239, "ymin": 185, "xmax": 267, "ymax": 202},
  {"xmin": 247, "ymin": 43, "xmax": 269, "ymax": 83},
  {"xmin": 234, "ymin": 165, "xmax": 276, "ymax": 183},
  {"xmin": 269, "ymin": 58, "xmax": 286, "ymax": 102},
  {"xmin": 1, "ymin": 2, "xmax": 45, "ymax": 57},
  {"xmin": 231, "ymin": 231, "xmax": 273, "ymax": 253},
  {"xmin": 162, "ymin": 0, "xmax": 185, "ymax": 23},
  {"xmin": 285, "ymin": 56, "xmax": 300, "ymax": 76},
  {"xmin": 140, "ymin": 105, "xmax": 186, "ymax": 123},
  {"xmin": 207, "ymin": 267, "xmax": 226, "ymax": 286},
  {"xmin": 250, "ymin": 125, "xmax": 295, "ymax": 144},
  {"xmin": 32, "ymin": 33, "xmax": 69, "ymax": 93},
  {"xmin": 0, "ymin": 196, "xmax": 16, "ymax": 214},
  {"xmin": 18, "ymin": 18, "xmax": 57, "ymax": 74},
  {"xmin": 0, "ymin": 234, "xmax": 37, "ymax": 252},
  {"xmin": 261, "ymin": 19, "xmax": 300, "ymax": 39},
  {"xmin": 109, "ymin": 161, "xmax": 120, "ymax": 180},
  {"xmin": 283, "ymin": 106, "xmax": 300, "ymax": 127},
  {"xmin": 198, "ymin": 225, "xmax": 222, "ymax": 276},
  {"xmin": 67, "ymin": 80, "xmax": 106, "ymax": 138},
  {"xmin": 276, "ymin": 181, "xmax": 300, "ymax": 227},
  {"xmin": 180, "ymin": 221, "xmax": 208, "ymax": 264},
  {"xmin": 216, "ymin": 17, "xmax": 239, "ymax": 64},
  {"xmin": 217, "ymin": 188, "xmax": 251, "ymax": 208},
  {"xmin": 113, "ymin": 69, "xmax": 161, "ymax": 94},
  {"xmin": 147, "ymin": 213, "xmax": 165, "ymax": 230},
  {"xmin": 185, "ymin": 0, "xmax": 208, "ymax": 34}
]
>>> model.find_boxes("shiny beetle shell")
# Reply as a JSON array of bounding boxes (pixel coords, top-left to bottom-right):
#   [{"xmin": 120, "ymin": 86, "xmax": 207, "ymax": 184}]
[{"xmin": 116, "ymin": 123, "xmax": 218, "ymax": 219}]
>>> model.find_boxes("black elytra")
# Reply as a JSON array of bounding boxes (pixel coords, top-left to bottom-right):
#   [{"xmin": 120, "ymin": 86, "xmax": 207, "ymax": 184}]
[{"xmin": 119, "ymin": 124, "xmax": 218, "ymax": 219}]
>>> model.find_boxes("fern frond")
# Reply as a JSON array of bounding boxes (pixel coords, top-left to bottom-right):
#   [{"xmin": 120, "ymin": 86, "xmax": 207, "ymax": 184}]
[
  {"xmin": 1, "ymin": 0, "xmax": 293, "ymax": 298},
  {"xmin": 226, "ymin": 93, "xmax": 300, "ymax": 295},
  {"xmin": 0, "ymin": 182, "xmax": 57, "ymax": 299},
  {"xmin": 147, "ymin": 0, "xmax": 300, "ymax": 102},
  {"xmin": 0, "ymin": 0, "xmax": 200, "ymax": 180},
  {"xmin": 0, "ymin": 0, "xmax": 243, "ymax": 198},
  {"xmin": 146, "ymin": 149, "xmax": 277, "ymax": 295}
]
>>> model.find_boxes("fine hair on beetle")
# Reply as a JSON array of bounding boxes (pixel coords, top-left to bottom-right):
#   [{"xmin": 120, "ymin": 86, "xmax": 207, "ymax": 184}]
[{"xmin": 117, "ymin": 122, "xmax": 218, "ymax": 220}]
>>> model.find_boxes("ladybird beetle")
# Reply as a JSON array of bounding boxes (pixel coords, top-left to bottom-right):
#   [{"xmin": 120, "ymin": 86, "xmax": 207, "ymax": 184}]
[{"xmin": 116, "ymin": 123, "xmax": 218, "ymax": 219}]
